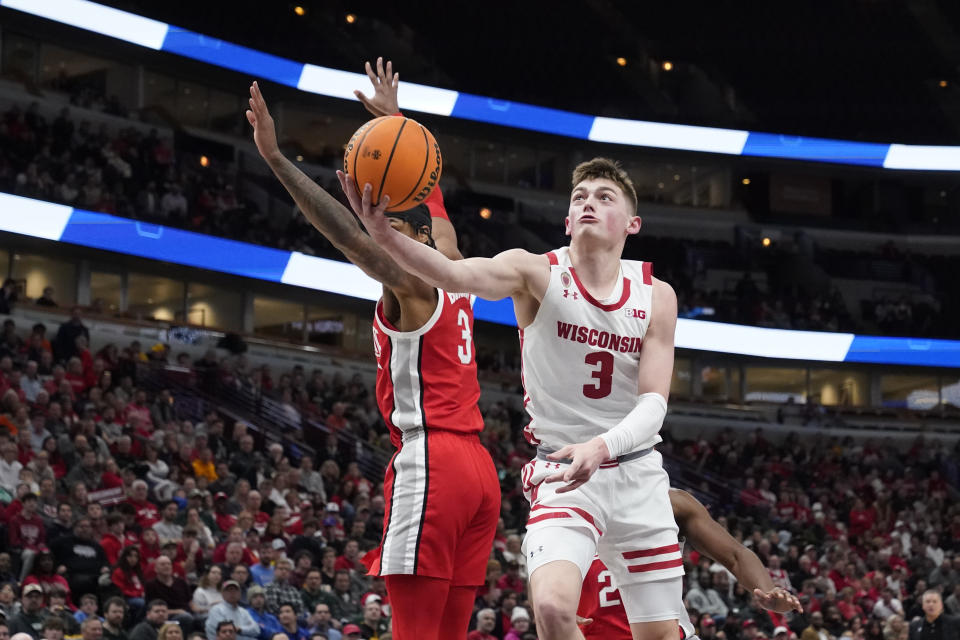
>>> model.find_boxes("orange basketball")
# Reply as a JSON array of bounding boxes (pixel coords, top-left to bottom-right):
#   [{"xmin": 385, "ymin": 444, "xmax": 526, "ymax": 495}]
[{"xmin": 343, "ymin": 115, "xmax": 442, "ymax": 212}]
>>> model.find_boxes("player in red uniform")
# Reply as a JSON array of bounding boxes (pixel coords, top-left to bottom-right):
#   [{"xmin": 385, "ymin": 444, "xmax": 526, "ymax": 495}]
[
  {"xmin": 246, "ymin": 60, "xmax": 499, "ymax": 640},
  {"xmin": 578, "ymin": 489, "xmax": 802, "ymax": 640}
]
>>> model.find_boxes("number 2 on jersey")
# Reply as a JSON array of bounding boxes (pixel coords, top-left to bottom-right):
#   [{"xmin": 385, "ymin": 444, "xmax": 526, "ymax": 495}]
[
  {"xmin": 583, "ymin": 351, "xmax": 614, "ymax": 398},
  {"xmin": 598, "ymin": 570, "xmax": 621, "ymax": 607}
]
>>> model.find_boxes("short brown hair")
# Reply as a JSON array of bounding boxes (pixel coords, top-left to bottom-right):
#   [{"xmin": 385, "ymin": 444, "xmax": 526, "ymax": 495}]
[{"xmin": 571, "ymin": 157, "xmax": 638, "ymax": 215}]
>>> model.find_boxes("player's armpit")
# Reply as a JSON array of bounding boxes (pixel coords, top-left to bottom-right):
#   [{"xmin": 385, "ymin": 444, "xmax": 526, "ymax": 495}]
[{"xmin": 634, "ymin": 279, "xmax": 678, "ymax": 399}]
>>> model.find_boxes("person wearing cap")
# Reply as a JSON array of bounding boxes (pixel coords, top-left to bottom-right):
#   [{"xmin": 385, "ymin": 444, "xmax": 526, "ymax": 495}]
[
  {"xmin": 698, "ymin": 615, "xmax": 717, "ymax": 639},
  {"xmin": 743, "ymin": 619, "xmax": 760, "ymax": 640},
  {"xmin": 8, "ymin": 584, "xmax": 47, "ymax": 640},
  {"xmin": 245, "ymin": 587, "xmax": 283, "ymax": 640},
  {"xmin": 339, "ymin": 624, "xmax": 361, "ymax": 640},
  {"xmin": 353, "ymin": 595, "xmax": 388, "ymax": 639},
  {"xmin": 773, "ymin": 626, "xmax": 790, "ymax": 640},
  {"xmin": 249, "ymin": 63, "xmax": 499, "ymax": 640},
  {"xmin": 503, "ymin": 606, "xmax": 530, "ymax": 640},
  {"xmin": 206, "ymin": 581, "xmax": 259, "ymax": 640}
]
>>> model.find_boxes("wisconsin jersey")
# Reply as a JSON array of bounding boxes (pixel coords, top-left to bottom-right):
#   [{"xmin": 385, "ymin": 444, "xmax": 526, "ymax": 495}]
[
  {"xmin": 373, "ymin": 289, "xmax": 484, "ymax": 447},
  {"xmin": 520, "ymin": 246, "xmax": 656, "ymax": 450}
]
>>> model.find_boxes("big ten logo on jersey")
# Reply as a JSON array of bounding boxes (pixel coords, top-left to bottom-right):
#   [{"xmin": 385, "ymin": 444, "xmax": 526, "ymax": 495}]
[{"xmin": 624, "ymin": 308, "xmax": 646, "ymax": 319}]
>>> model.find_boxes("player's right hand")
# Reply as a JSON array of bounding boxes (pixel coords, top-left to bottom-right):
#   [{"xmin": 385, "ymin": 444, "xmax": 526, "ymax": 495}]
[
  {"xmin": 355, "ymin": 57, "xmax": 400, "ymax": 117},
  {"xmin": 246, "ymin": 81, "xmax": 281, "ymax": 163},
  {"xmin": 543, "ymin": 437, "xmax": 610, "ymax": 493},
  {"xmin": 336, "ymin": 171, "xmax": 392, "ymax": 239}
]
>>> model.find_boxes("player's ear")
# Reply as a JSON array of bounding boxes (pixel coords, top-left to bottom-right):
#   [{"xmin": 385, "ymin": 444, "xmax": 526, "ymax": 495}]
[
  {"xmin": 626, "ymin": 215, "xmax": 642, "ymax": 236},
  {"xmin": 564, "ymin": 215, "xmax": 572, "ymax": 237}
]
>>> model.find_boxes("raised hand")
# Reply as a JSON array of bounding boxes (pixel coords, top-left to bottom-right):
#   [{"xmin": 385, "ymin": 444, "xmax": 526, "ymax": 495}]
[
  {"xmin": 246, "ymin": 81, "xmax": 281, "ymax": 163},
  {"xmin": 543, "ymin": 437, "xmax": 611, "ymax": 494},
  {"xmin": 355, "ymin": 57, "xmax": 400, "ymax": 117},
  {"xmin": 336, "ymin": 170, "xmax": 392, "ymax": 239},
  {"xmin": 753, "ymin": 587, "xmax": 803, "ymax": 613}
]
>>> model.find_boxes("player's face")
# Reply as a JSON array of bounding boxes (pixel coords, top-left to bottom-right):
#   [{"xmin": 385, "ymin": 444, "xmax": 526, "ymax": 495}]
[
  {"xmin": 566, "ymin": 178, "xmax": 639, "ymax": 243},
  {"xmin": 386, "ymin": 217, "xmax": 431, "ymax": 246}
]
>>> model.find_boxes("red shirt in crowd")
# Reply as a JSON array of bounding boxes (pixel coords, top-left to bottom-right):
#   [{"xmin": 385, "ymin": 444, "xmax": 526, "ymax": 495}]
[
  {"xmin": 8, "ymin": 511, "xmax": 46, "ymax": 550},
  {"xmin": 126, "ymin": 498, "xmax": 160, "ymax": 528},
  {"xmin": 111, "ymin": 568, "xmax": 145, "ymax": 598},
  {"xmin": 848, "ymin": 507, "xmax": 876, "ymax": 537}
]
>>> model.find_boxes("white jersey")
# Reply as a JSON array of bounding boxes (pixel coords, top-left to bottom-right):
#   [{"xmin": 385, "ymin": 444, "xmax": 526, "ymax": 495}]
[{"xmin": 520, "ymin": 246, "xmax": 657, "ymax": 451}]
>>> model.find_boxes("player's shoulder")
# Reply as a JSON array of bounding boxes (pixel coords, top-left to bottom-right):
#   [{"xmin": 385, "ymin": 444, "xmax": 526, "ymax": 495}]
[{"xmin": 650, "ymin": 277, "xmax": 677, "ymax": 318}]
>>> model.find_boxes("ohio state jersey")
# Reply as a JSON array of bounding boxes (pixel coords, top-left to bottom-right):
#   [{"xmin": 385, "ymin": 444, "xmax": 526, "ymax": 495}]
[
  {"xmin": 578, "ymin": 556, "xmax": 697, "ymax": 640},
  {"xmin": 520, "ymin": 247, "xmax": 656, "ymax": 449},
  {"xmin": 372, "ymin": 289, "xmax": 483, "ymax": 447}
]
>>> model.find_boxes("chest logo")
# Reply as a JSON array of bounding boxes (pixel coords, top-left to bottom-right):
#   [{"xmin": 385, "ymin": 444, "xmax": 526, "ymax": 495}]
[
  {"xmin": 560, "ymin": 271, "xmax": 572, "ymax": 288},
  {"xmin": 624, "ymin": 308, "xmax": 646, "ymax": 319}
]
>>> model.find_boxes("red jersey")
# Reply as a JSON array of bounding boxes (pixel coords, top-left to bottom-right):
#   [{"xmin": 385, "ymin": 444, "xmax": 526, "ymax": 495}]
[
  {"xmin": 578, "ymin": 558, "xmax": 694, "ymax": 640},
  {"xmin": 372, "ymin": 290, "xmax": 483, "ymax": 446},
  {"xmin": 578, "ymin": 559, "xmax": 631, "ymax": 640}
]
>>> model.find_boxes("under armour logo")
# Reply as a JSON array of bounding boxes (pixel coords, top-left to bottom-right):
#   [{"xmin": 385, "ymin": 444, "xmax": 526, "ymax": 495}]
[
  {"xmin": 562, "ymin": 290, "xmax": 579, "ymax": 300},
  {"xmin": 529, "ymin": 545, "xmax": 544, "ymax": 558}
]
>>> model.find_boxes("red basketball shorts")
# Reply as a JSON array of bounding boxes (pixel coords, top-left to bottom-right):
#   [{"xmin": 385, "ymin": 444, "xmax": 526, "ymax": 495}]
[{"xmin": 366, "ymin": 428, "xmax": 500, "ymax": 586}]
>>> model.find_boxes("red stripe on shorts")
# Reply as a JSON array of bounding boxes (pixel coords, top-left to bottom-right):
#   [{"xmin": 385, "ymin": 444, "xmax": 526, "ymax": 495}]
[
  {"xmin": 527, "ymin": 512, "xmax": 571, "ymax": 526},
  {"xmin": 622, "ymin": 543, "xmax": 680, "ymax": 559},
  {"xmin": 627, "ymin": 558, "xmax": 684, "ymax": 573},
  {"xmin": 530, "ymin": 505, "xmax": 603, "ymax": 536}
]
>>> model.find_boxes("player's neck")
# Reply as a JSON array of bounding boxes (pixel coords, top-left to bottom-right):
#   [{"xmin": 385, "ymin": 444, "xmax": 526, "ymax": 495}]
[{"xmin": 568, "ymin": 241, "xmax": 622, "ymax": 299}]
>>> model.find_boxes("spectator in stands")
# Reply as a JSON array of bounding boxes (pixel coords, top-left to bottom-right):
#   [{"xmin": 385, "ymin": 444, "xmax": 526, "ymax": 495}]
[
  {"xmin": 467, "ymin": 608, "xmax": 497, "ymax": 640},
  {"xmin": 34, "ymin": 288, "xmax": 57, "ymax": 308},
  {"xmin": 145, "ymin": 556, "xmax": 192, "ymax": 629},
  {"xmin": 50, "ymin": 518, "xmax": 108, "ymax": 600},
  {"xmin": 128, "ymin": 602, "xmax": 168, "ymax": 640},
  {"xmin": 191, "ymin": 566, "xmax": 223, "ymax": 618},
  {"xmin": 274, "ymin": 605, "xmax": 307, "ymax": 640},
  {"xmin": 8, "ymin": 584, "xmax": 47, "ymax": 640},
  {"xmin": 205, "ymin": 581, "xmax": 259, "ymax": 640},
  {"xmin": 9, "ymin": 493, "xmax": 45, "ymax": 580},
  {"xmin": 244, "ymin": 586, "xmax": 281, "ymax": 640},
  {"xmin": 504, "ymin": 606, "xmax": 530, "ymax": 640},
  {"xmin": 80, "ymin": 618, "xmax": 102, "ymax": 640},
  {"xmin": 52, "ymin": 307, "xmax": 88, "ymax": 363},
  {"xmin": 152, "ymin": 502, "xmax": 183, "ymax": 545},
  {"xmin": 111, "ymin": 547, "xmax": 146, "ymax": 621},
  {"xmin": 304, "ymin": 603, "xmax": 338, "ymax": 640},
  {"xmin": 353, "ymin": 595, "xmax": 388, "ymax": 639},
  {"xmin": 908, "ymin": 590, "xmax": 959, "ymax": 640},
  {"xmin": 264, "ymin": 560, "xmax": 301, "ymax": 617},
  {"xmin": 100, "ymin": 598, "xmax": 127, "ymax": 640}
]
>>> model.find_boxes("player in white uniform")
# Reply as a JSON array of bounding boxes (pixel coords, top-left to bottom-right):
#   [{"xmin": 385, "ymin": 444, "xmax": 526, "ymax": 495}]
[{"xmin": 342, "ymin": 157, "xmax": 680, "ymax": 640}]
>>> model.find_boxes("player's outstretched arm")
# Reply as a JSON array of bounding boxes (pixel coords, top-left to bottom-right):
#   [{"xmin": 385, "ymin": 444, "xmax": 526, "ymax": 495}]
[
  {"xmin": 672, "ymin": 489, "xmax": 803, "ymax": 614},
  {"xmin": 246, "ymin": 81, "xmax": 419, "ymax": 294},
  {"xmin": 339, "ymin": 171, "xmax": 539, "ymax": 299}
]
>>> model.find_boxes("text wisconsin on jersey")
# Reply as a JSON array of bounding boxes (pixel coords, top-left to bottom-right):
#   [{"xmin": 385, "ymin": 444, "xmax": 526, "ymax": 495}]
[{"xmin": 556, "ymin": 321, "xmax": 643, "ymax": 353}]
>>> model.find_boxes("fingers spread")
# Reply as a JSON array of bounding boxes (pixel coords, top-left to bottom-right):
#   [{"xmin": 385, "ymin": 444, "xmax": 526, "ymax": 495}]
[{"xmin": 365, "ymin": 61, "xmax": 377, "ymax": 85}]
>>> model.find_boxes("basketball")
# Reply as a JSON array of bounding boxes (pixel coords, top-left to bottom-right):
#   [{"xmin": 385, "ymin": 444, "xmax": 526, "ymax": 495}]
[{"xmin": 343, "ymin": 115, "xmax": 442, "ymax": 212}]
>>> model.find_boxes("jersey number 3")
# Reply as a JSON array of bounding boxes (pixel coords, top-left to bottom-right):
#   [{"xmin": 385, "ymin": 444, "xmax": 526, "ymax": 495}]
[
  {"xmin": 583, "ymin": 351, "xmax": 614, "ymax": 399},
  {"xmin": 456, "ymin": 309, "xmax": 472, "ymax": 365}
]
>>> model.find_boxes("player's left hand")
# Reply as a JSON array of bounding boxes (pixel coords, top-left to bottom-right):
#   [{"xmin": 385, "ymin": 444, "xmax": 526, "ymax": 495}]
[
  {"xmin": 355, "ymin": 56, "xmax": 400, "ymax": 117},
  {"xmin": 754, "ymin": 587, "xmax": 803, "ymax": 613},
  {"xmin": 577, "ymin": 616, "xmax": 594, "ymax": 626},
  {"xmin": 246, "ymin": 81, "xmax": 281, "ymax": 164},
  {"xmin": 336, "ymin": 170, "xmax": 393, "ymax": 239},
  {"xmin": 544, "ymin": 437, "xmax": 610, "ymax": 494}
]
